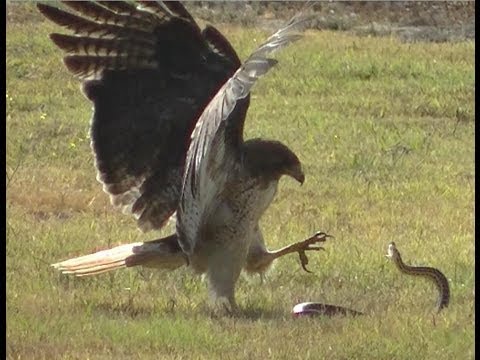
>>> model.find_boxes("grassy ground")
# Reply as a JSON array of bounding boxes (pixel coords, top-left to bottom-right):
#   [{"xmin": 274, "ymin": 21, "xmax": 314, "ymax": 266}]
[{"xmin": 6, "ymin": 3, "xmax": 474, "ymax": 360}]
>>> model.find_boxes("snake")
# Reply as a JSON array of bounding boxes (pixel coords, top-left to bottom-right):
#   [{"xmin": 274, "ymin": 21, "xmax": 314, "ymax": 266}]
[
  {"xmin": 385, "ymin": 242, "xmax": 450, "ymax": 313},
  {"xmin": 293, "ymin": 241, "xmax": 450, "ymax": 317}
]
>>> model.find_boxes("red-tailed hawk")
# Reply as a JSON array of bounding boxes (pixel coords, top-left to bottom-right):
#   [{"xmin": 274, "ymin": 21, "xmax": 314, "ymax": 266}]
[{"xmin": 39, "ymin": 1, "xmax": 329, "ymax": 311}]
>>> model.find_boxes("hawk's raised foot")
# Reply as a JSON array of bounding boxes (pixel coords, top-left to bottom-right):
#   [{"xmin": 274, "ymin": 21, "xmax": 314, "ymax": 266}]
[
  {"xmin": 294, "ymin": 231, "xmax": 332, "ymax": 273},
  {"xmin": 268, "ymin": 231, "xmax": 333, "ymax": 273}
]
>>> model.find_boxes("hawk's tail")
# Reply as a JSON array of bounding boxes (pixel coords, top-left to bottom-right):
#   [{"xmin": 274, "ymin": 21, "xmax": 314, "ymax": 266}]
[{"xmin": 51, "ymin": 234, "xmax": 187, "ymax": 277}]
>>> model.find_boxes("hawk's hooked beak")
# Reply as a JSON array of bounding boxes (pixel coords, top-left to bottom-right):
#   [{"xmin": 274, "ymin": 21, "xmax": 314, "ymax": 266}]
[
  {"xmin": 288, "ymin": 165, "xmax": 305, "ymax": 185},
  {"xmin": 296, "ymin": 172, "xmax": 305, "ymax": 185}
]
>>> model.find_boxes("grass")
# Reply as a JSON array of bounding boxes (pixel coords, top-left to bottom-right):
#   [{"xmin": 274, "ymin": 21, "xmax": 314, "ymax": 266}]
[{"xmin": 6, "ymin": 3, "xmax": 474, "ymax": 359}]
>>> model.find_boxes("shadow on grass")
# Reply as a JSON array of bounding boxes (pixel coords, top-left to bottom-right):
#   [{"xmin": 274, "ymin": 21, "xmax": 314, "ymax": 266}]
[
  {"xmin": 92, "ymin": 301, "xmax": 162, "ymax": 319},
  {"xmin": 92, "ymin": 300, "xmax": 290, "ymax": 321},
  {"xmin": 236, "ymin": 305, "xmax": 287, "ymax": 321},
  {"xmin": 91, "ymin": 300, "xmax": 364, "ymax": 321}
]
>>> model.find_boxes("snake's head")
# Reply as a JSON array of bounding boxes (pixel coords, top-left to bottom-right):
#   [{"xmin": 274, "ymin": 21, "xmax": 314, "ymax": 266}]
[{"xmin": 385, "ymin": 242, "xmax": 398, "ymax": 260}]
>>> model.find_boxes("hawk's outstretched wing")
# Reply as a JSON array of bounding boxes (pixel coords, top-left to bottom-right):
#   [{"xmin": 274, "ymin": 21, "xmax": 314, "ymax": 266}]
[
  {"xmin": 177, "ymin": 14, "xmax": 313, "ymax": 255},
  {"xmin": 38, "ymin": 1, "xmax": 241, "ymax": 232}
]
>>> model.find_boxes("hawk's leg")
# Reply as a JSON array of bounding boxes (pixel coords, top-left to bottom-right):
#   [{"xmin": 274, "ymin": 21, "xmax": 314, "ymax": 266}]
[
  {"xmin": 204, "ymin": 248, "xmax": 244, "ymax": 314},
  {"xmin": 245, "ymin": 231, "xmax": 331, "ymax": 275}
]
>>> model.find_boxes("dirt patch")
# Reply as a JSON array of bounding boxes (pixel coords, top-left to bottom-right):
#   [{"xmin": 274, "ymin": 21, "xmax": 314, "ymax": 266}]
[
  {"xmin": 7, "ymin": 1, "xmax": 475, "ymax": 43},
  {"xmin": 189, "ymin": 1, "xmax": 475, "ymax": 42}
]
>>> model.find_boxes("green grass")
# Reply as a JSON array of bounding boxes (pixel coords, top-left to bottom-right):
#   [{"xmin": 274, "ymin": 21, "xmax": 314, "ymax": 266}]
[{"xmin": 7, "ymin": 4, "xmax": 474, "ymax": 360}]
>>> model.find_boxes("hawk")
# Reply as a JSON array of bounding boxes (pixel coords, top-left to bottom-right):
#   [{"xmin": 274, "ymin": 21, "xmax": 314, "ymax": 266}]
[{"xmin": 39, "ymin": 1, "xmax": 329, "ymax": 311}]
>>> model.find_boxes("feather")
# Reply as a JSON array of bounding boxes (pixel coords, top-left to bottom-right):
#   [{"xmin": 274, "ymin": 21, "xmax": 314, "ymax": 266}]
[
  {"xmin": 203, "ymin": 25, "xmax": 241, "ymax": 68},
  {"xmin": 50, "ymin": 33, "xmax": 155, "ymax": 57},
  {"xmin": 37, "ymin": 3, "xmax": 156, "ymax": 42},
  {"xmin": 96, "ymin": 1, "xmax": 138, "ymax": 15},
  {"xmin": 63, "ymin": 55, "xmax": 158, "ymax": 80},
  {"xmin": 52, "ymin": 235, "xmax": 186, "ymax": 276},
  {"xmin": 61, "ymin": 1, "xmax": 158, "ymax": 31},
  {"xmin": 137, "ymin": 0, "xmax": 174, "ymax": 19},
  {"xmin": 162, "ymin": 1, "xmax": 197, "ymax": 24}
]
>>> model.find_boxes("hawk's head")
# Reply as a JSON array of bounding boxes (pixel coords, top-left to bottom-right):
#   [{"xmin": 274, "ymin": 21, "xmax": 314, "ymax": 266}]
[{"xmin": 243, "ymin": 139, "xmax": 304, "ymax": 185}]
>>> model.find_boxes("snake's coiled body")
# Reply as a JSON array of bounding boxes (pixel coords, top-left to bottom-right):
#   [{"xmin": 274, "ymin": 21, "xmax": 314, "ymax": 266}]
[{"xmin": 386, "ymin": 242, "xmax": 450, "ymax": 313}]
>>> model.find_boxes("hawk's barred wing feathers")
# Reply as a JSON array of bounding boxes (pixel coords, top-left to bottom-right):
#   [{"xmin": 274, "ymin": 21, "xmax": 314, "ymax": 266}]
[{"xmin": 38, "ymin": 1, "xmax": 241, "ymax": 232}]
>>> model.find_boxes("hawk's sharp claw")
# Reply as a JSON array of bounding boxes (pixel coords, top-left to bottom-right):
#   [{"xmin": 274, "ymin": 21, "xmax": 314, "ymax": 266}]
[
  {"xmin": 310, "ymin": 232, "xmax": 333, "ymax": 242},
  {"xmin": 306, "ymin": 246, "xmax": 325, "ymax": 251},
  {"xmin": 299, "ymin": 251, "xmax": 313, "ymax": 273},
  {"xmin": 295, "ymin": 231, "xmax": 333, "ymax": 273},
  {"xmin": 301, "ymin": 264, "xmax": 313, "ymax": 273}
]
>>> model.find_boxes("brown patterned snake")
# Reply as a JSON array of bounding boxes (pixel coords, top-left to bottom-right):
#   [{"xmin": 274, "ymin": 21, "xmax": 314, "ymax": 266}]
[{"xmin": 386, "ymin": 242, "xmax": 450, "ymax": 313}]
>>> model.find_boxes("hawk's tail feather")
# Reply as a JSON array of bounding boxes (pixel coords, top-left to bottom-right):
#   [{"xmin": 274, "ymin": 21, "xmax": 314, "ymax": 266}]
[{"xmin": 52, "ymin": 235, "xmax": 186, "ymax": 277}]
